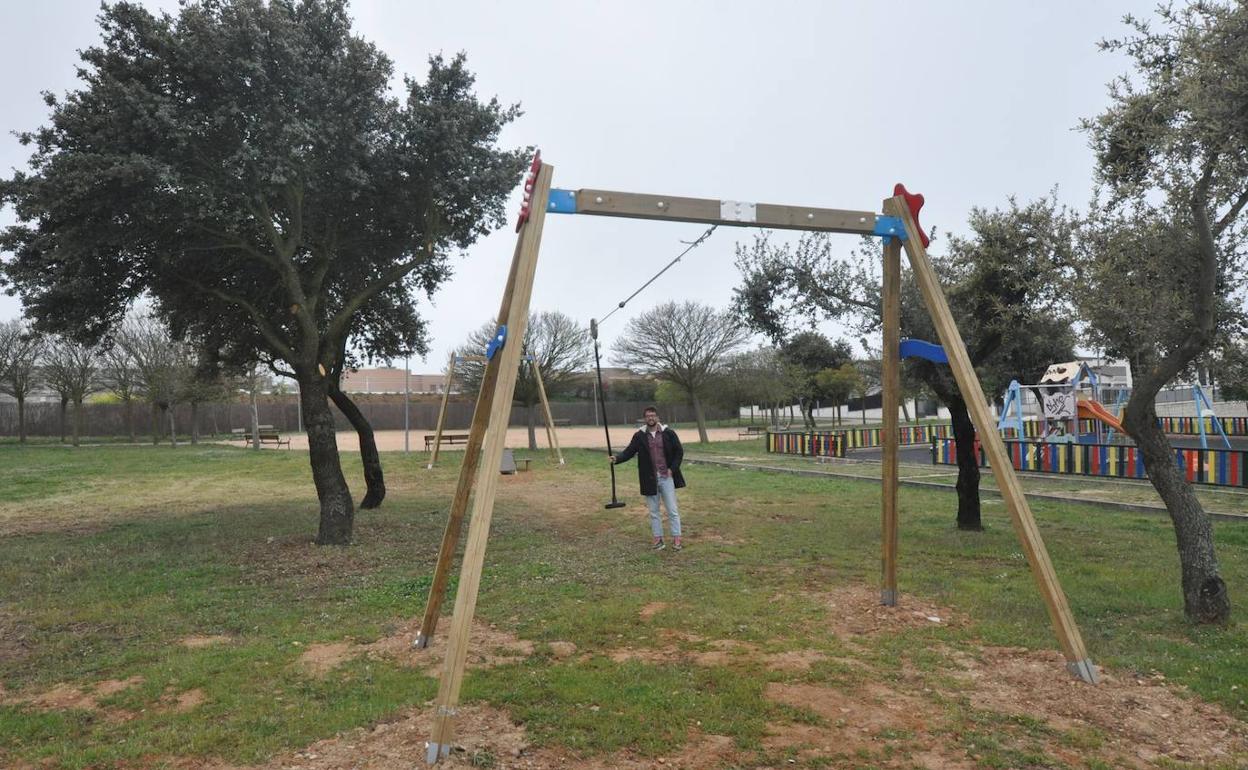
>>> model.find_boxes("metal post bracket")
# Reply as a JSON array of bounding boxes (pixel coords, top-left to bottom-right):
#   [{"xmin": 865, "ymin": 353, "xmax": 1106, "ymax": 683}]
[
  {"xmin": 485, "ymin": 325, "xmax": 507, "ymax": 360},
  {"xmin": 547, "ymin": 188, "xmax": 577, "ymax": 214}
]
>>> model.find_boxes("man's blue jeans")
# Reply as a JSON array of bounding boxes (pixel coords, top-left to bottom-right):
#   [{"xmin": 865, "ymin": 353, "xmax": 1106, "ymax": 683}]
[{"xmin": 647, "ymin": 475, "xmax": 681, "ymax": 539}]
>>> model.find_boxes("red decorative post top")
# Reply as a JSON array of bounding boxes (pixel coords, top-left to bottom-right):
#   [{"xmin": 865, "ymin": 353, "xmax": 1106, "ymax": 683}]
[
  {"xmin": 893, "ymin": 183, "xmax": 929, "ymax": 248},
  {"xmin": 515, "ymin": 150, "xmax": 542, "ymax": 232}
]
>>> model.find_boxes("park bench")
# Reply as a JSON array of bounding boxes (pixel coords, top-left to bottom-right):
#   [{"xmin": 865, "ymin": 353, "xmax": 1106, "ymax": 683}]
[
  {"xmin": 258, "ymin": 430, "xmax": 290, "ymax": 448},
  {"xmin": 738, "ymin": 425, "xmax": 767, "ymax": 439},
  {"xmin": 551, "ymin": 418, "xmax": 572, "ymax": 427},
  {"xmin": 233, "ymin": 425, "xmax": 275, "ymax": 439},
  {"xmin": 234, "ymin": 426, "xmax": 289, "ymax": 448},
  {"xmin": 425, "ymin": 433, "xmax": 470, "ymax": 451}
]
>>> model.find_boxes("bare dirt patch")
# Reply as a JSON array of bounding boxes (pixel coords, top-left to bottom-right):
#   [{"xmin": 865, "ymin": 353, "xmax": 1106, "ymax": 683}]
[
  {"xmin": 165, "ymin": 688, "xmax": 207, "ymax": 713},
  {"xmin": 763, "ymin": 680, "xmax": 945, "ymax": 765},
  {"xmin": 606, "ymin": 633, "xmax": 830, "ymax": 674},
  {"xmin": 181, "ymin": 702, "xmax": 748, "ymax": 770},
  {"xmin": 297, "ymin": 641, "xmax": 356, "ymax": 676},
  {"xmin": 297, "ymin": 616, "xmax": 533, "ymax": 678},
  {"xmin": 809, "ymin": 584, "xmax": 962, "ymax": 638},
  {"xmin": 3, "ymin": 675, "xmax": 144, "ymax": 714},
  {"xmin": 546, "ymin": 641, "xmax": 577, "ymax": 659},
  {"xmin": 956, "ymin": 646, "xmax": 1248, "ymax": 767},
  {"xmin": 638, "ymin": 601, "xmax": 670, "ymax": 621}
]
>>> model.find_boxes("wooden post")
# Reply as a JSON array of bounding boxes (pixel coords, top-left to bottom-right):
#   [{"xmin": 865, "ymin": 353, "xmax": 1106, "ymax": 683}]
[
  {"xmin": 426, "ymin": 163, "xmax": 554, "ymax": 762},
  {"xmin": 427, "ymin": 353, "xmax": 457, "ymax": 469},
  {"xmin": 884, "ymin": 194, "xmax": 1098, "ymax": 684},
  {"xmin": 880, "ymin": 237, "xmax": 901, "ymax": 606},
  {"xmin": 414, "ymin": 243, "xmax": 529, "ymax": 649},
  {"xmin": 531, "ymin": 363, "xmax": 564, "ymax": 465}
]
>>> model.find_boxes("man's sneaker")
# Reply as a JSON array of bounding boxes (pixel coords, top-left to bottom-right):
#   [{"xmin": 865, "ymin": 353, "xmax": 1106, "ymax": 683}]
[
  {"xmin": 651, "ymin": 539, "xmax": 665, "ymax": 551},
  {"xmin": 672, "ymin": 540, "xmax": 683, "ymax": 552}
]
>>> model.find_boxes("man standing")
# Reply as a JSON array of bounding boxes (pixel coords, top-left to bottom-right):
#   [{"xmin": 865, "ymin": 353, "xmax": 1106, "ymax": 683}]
[{"xmin": 610, "ymin": 406, "xmax": 685, "ymax": 550}]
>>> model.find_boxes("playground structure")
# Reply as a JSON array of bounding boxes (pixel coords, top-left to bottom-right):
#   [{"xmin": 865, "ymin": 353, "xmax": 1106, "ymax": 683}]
[
  {"xmin": 1191, "ymin": 384, "xmax": 1233, "ymax": 450},
  {"xmin": 413, "ymin": 154, "xmax": 1098, "ymax": 764},
  {"xmin": 998, "ymin": 361, "xmax": 1129, "ymax": 443},
  {"xmin": 425, "ymin": 352, "xmax": 564, "ymax": 469}
]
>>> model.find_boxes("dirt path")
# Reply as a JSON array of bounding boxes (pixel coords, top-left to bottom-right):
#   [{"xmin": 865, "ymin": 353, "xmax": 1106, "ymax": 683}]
[{"xmin": 255, "ymin": 426, "xmax": 753, "ymax": 452}]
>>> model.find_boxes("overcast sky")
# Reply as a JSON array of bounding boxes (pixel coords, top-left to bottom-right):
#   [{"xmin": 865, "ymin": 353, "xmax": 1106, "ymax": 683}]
[{"xmin": 0, "ymin": 1, "xmax": 1151, "ymax": 374}]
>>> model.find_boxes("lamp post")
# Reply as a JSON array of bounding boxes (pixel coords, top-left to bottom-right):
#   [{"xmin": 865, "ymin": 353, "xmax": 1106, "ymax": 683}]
[{"xmin": 404, "ymin": 357, "xmax": 410, "ymax": 454}]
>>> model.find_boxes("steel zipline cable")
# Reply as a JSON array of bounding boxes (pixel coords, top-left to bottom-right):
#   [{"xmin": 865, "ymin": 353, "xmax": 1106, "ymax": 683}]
[
  {"xmin": 586, "ymin": 223, "xmax": 717, "ymax": 506},
  {"xmin": 594, "ymin": 224, "xmax": 718, "ymax": 329}
]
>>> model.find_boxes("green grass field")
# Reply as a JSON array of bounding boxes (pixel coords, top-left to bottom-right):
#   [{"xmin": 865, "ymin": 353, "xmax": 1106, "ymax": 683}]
[{"xmin": 0, "ymin": 443, "xmax": 1245, "ymax": 769}]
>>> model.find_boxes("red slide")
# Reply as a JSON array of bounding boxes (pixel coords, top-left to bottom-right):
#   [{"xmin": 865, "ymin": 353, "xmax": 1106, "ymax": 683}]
[{"xmin": 1078, "ymin": 399, "xmax": 1129, "ymax": 437}]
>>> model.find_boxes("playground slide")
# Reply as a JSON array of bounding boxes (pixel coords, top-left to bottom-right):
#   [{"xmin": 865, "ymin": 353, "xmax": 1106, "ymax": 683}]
[{"xmin": 1077, "ymin": 399, "xmax": 1129, "ymax": 437}]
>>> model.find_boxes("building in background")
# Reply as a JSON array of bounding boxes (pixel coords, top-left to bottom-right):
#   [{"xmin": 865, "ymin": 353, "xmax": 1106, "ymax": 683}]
[{"xmin": 339, "ymin": 367, "xmax": 456, "ymax": 395}]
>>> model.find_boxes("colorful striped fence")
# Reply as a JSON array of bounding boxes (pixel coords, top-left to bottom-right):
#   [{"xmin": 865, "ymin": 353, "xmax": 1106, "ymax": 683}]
[
  {"xmin": 1002, "ymin": 419, "xmax": 1097, "ymax": 439},
  {"xmin": 835, "ymin": 423, "xmax": 956, "ymax": 450},
  {"xmin": 766, "ymin": 431, "xmax": 845, "ymax": 458},
  {"xmin": 932, "ymin": 437, "xmax": 1248, "ymax": 488},
  {"xmin": 1008, "ymin": 416, "xmax": 1247, "ymax": 437},
  {"xmin": 1158, "ymin": 416, "xmax": 1248, "ymax": 437},
  {"xmin": 767, "ymin": 424, "xmax": 959, "ymax": 458}
]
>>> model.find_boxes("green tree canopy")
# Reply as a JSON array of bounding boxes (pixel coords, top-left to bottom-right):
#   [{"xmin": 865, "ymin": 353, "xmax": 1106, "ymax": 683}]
[
  {"xmin": 735, "ymin": 196, "xmax": 1076, "ymax": 529},
  {"xmin": 1071, "ymin": 2, "xmax": 1248, "ymax": 623},
  {"xmin": 0, "ymin": 0, "xmax": 527, "ymax": 544}
]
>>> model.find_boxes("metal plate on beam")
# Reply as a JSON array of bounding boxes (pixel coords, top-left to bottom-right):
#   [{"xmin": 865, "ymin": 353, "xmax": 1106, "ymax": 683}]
[{"xmin": 720, "ymin": 200, "xmax": 757, "ymax": 223}]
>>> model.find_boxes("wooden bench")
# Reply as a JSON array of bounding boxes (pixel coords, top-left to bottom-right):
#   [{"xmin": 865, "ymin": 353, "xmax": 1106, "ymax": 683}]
[
  {"xmin": 738, "ymin": 425, "xmax": 767, "ymax": 439},
  {"xmin": 425, "ymin": 433, "xmax": 470, "ymax": 451},
  {"xmin": 236, "ymin": 429, "xmax": 290, "ymax": 448},
  {"xmin": 261, "ymin": 430, "xmax": 291, "ymax": 449},
  {"xmin": 234, "ymin": 425, "xmax": 276, "ymax": 441}
]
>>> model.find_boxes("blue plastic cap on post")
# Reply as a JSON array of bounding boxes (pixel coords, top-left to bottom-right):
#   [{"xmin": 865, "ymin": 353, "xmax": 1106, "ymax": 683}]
[
  {"xmin": 485, "ymin": 325, "xmax": 507, "ymax": 360},
  {"xmin": 872, "ymin": 216, "xmax": 908, "ymax": 242},
  {"xmin": 547, "ymin": 189, "xmax": 577, "ymax": 214}
]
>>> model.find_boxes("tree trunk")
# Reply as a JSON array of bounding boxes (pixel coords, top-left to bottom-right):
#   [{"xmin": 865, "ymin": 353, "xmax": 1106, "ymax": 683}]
[
  {"xmin": 526, "ymin": 404, "xmax": 538, "ymax": 450},
  {"xmin": 17, "ymin": 395, "xmax": 26, "ymax": 443},
  {"xmin": 949, "ymin": 395, "xmax": 983, "ymax": 531},
  {"xmin": 327, "ymin": 384, "xmax": 385, "ymax": 510},
  {"xmin": 190, "ymin": 401, "xmax": 200, "ymax": 445},
  {"xmin": 302, "ymin": 375, "xmax": 356, "ymax": 545},
  {"xmin": 151, "ymin": 403, "xmax": 160, "ymax": 445},
  {"xmin": 901, "ymin": 399, "xmax": 911, "ymax": 424},
  {"xmin": 251, "ymin": 389, "xmax": 260, "ymax": 451},
  {"xmin": 59, "ymin": 396, "xmax": 68, "ymax": 443},
  {"xmin": 72, "ymin": 398, "xmax": 82, "ymax": 447},
  {"xmin": 861, "ymin": 393, "xmax": 867, "ymax": 425},
  {"xmin": 1126, "ymin": 398, "xmax": 1230, "ymax": 623},
  {"xmin": 167, "ymin": 406, "xmax": 177, "ymax": 448},
  {"xmin": 691, "ymin": 392, "xmax": 710, "ymax": 443},
  {"xmin": 125, "ymin": 397, "xmax": 136, "ymax": 443}
]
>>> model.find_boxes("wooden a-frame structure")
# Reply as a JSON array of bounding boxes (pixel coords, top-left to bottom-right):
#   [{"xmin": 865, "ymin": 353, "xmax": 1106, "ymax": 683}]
[
  {"xmin": 416, "ymin": 154, "xmax": 1098, "ymax": 764},
  {"xmin": 426, "ymin": 352, "xmax": 565, "ymax": 469}
]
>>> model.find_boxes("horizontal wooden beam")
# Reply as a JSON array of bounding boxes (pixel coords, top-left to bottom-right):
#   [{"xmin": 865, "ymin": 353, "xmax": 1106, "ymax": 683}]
[{"xmin": 554, "ymin": 188, "xmax": 881, "ymax": 235}]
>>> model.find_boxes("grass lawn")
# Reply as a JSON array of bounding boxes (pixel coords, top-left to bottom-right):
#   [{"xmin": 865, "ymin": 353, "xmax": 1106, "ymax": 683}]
[{"xmin": 0, "ymin": 442, "xmax": 1245, "ymax": 769}]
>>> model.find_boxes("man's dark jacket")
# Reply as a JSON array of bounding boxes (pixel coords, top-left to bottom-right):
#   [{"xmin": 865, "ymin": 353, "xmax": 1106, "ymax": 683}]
[{"xmin": 614, "ymin": 424, "xmax": 686, "ymax": 496}]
